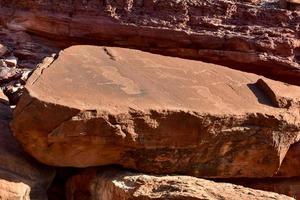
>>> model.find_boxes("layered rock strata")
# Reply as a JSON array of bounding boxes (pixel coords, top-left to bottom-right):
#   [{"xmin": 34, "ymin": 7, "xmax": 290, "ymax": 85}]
[
  {"xmin": 0, "ymin": 90, "xmax": 55, "ymax": 200},
  {"xmin": 0, "ymin": 0, "xmax": 299, "ymax": 85}
]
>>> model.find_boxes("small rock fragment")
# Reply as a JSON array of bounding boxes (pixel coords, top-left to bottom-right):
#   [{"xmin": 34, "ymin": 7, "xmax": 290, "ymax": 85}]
[
  {"xmin": 4, "ymin": 56, "xmax": 18, "ymax": 68},
  {"xmin": 0, "ymin": 91, "xmax": 55, "ymax": 199},
  {"xmin": 66, "ymin": 168, "xmax": 294, "ymax": 200},
  {"xmin": 12, "ymin": 46, "xmax": 300, "ymax": 178}
]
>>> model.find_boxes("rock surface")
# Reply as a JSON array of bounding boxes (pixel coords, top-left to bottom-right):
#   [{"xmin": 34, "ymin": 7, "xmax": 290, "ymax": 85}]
[
  {"xmin": 0, "ymin": 0, "xmax": 299, "ymax": 85},
  {"xmin": 66, "ymin": 168, "xmax": 294, "ymax": 200},
  {"xmin": 0, "ymin": 27, "xmax": 60, "ymax": 105},
  {"xmin": 12, "ymin": 45, "xmax": 300, "ymax": 178},
  {"xmin": 229, "ymin": 177, "xmax": 300, "ymax": 199},
  {"xmin": 0, "ymin": 90, "xmax": 55, "ymax": 200},
  {"xmin": 277, "ymin": 142, "xmax": 300, "ymax": 177},
  {"xmin": 282, "ymin": 0, "xmax": 300, "ymax": 10}
]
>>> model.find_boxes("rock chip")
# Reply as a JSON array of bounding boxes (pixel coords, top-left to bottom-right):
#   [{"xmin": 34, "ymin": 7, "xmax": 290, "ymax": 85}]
[
  {"xmin": 0, "ymin": 179, "xmax": 30, "ymax": 200},
  {"xmin": 66, "ymin": 168, "xmax": 294, "ymax": 200},
  {"xmin": 12, "ymin": 46, "xmax": 300, "ymax": 178},
  {"xmin": 4, "ymin": 56, "xmax": 18, "ymax": 68},
  {"xmin": 0, "ymin": 89, "xmax": 55, "ymax": 199}
]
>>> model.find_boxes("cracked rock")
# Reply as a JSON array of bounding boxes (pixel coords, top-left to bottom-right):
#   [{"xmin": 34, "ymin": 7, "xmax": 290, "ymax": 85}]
[
  {"xmin": 4, "ymin": 56, "xmax": 18, "ymax": 68},
  {"xmin": 0, "ymin": 44, "xmax": 7, "ymax": 57}
]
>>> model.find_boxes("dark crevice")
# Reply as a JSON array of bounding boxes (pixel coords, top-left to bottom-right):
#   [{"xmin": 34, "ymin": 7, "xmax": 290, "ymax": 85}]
[
  {"xmin": 294, "ymin": 47, "xmax": 300, "ymax": 64},
  {"xmin": 47, "ymin": 167, "xmax": 80, "ymax": 200}
]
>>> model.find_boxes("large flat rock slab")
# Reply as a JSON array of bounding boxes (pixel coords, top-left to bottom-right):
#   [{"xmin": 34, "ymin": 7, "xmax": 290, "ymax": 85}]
[
  {"xmin": 1, "ymin": 0, "xmax": 300, "ymax": 85},
  {"xmin": 12, "ymin": 45, "xmax": 300, "ymax": 178},
  {"xmin": 230, "ymin": 177, "xmax": 300, "ymax": 199}
]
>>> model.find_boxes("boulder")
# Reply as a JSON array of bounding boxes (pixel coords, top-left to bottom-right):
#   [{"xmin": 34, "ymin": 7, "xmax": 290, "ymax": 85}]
[
  {"xmin": 66, "ymin": 168, "xmax": 294, "ymax": 200},
  {"xmin": 280, "ymin": 0, "xmax": 300, "ymax": 10},
  {"xmin": 4, "ymin": 56, "xmax": 18, "ymax": 68},
  {"xmin": 0, "ymin": 0, "xmax": 300, "ymax": 85},
  {"xmin": 0, "ymin": 44, "xmax": 7, "ymax": 57},
  {"xmin": 12, "ymin": 45, "xmax": 300, "ymax": 178},
  {"xmin": 0, "ymin": 90, "xmax": 55, "ymax": 199},
  {"xmin": 0, "ymin": 180, "xmax": 30, "ymax": 200}
]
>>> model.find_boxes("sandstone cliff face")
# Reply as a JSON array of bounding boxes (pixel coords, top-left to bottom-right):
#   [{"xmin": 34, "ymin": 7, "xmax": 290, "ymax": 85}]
[{"xmin": 0, "ymin": 0, "xmax": 299, "ymax": 85}]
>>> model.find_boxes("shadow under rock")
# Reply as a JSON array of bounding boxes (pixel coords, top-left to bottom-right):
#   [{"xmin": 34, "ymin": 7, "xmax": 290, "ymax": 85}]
[
  {"xmin": 0, "ymin": 102, "xmax": 55, "ymax": 200},
  {"xmin": 247, "ymin": 83, "xmax": 273, "ymax": 107}
]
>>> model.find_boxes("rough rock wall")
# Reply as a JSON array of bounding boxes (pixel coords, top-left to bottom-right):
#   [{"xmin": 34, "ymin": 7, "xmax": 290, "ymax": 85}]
[{"xmin": 0, "ymin": 0, "xmax": 299, "ymax": 85}]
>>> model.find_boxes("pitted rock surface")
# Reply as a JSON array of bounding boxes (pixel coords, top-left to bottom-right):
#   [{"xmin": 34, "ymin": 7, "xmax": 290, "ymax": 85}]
[{"xmin": 66, "ymin": 168, "xmax": 294, "ymax": 200}]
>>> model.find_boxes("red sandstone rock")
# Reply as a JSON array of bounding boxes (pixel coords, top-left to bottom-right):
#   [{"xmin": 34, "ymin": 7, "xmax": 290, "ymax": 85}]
[
  {"xmin": 0, "ymin": 90, "xmax": 55, "ymax": 199},
  {"xmin": 277, "ymin": 142, "xmax": 300, "ymax": 177},
  {"xmin": 0, "ymin": 0, "xmax": 299, "ymax": 85},
  {"xmin": 66, "ymin": 168, "xmax": 294, "ymax": 200},
  {"xmin": 0, "ymin": 67, "xmax": 22, "ymax": 85},
  {"xmin": 229, "ymin": 177, "xmax": 300, "ymax": 199},
  {"xmin": 11, "ymin": 45, "xmax": 300, "ymax": 178}
]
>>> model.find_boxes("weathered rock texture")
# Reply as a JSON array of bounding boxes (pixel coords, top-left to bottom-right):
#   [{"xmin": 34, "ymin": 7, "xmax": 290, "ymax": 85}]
[
  {"xmin": 0, "ymin": 27, "xmax": 60, "ymax": 70},
  {"xmin": 228, "ymin": 177, "xmax": 300, "ymax": 199},
  {"xmin": 277, "ymin": 142, "xmax": 300, "ymax": 177},
  {"xmin": 0, "ymin": 0, "xmax": 300, "ymax": 85},
  {"xmin": 12, "ymin": 45, "xmax": 300, "ymax": 178},
  {"xmin": 66, "ymin": 168, "xmax": 294, "ymax": 200},
  {"xmin": 0, "ymin": 90, "xmax": 55, "ymax": 200}
]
